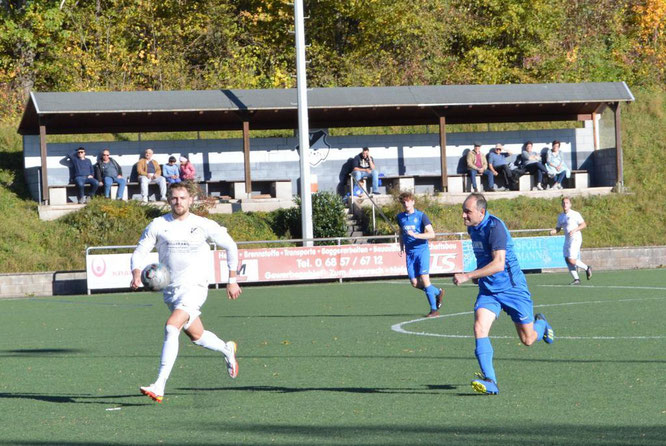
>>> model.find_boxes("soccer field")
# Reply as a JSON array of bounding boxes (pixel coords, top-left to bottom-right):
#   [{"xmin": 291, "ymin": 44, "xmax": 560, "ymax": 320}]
[{"xmin": 1, "ymin": 269, "xmax": 664, "ymax": 445}]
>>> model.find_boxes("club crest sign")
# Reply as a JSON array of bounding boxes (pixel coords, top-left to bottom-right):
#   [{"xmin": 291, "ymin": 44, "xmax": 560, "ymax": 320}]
[{"xmin": 295, "ymin": 129, "xmax": 331, "ymax": 167}]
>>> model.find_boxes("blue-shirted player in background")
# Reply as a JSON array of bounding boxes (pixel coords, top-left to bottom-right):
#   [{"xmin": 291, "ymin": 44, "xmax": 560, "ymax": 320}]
[
  {"xmin": 453, "ymin": 193, "xmax": 554, "ymax": 395},
  {"xmin": 397, "ymin": 192, "xmax": 444, "ymax": 317}
]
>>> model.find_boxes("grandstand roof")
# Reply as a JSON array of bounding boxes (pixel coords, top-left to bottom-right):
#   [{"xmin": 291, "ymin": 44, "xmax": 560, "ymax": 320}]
[{"xmin": 18, "ymin": 82, "xmax": 634, "ymax": 135}]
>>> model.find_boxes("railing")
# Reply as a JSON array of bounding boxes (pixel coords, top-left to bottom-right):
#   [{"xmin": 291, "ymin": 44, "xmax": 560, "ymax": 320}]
[
  {"xmin": 86, "ymin": 228, "xmax": 555, "ymax": 292},
  {"xmin": 348, "ymin": 175, "xmax": 397, "ymax": 234}
]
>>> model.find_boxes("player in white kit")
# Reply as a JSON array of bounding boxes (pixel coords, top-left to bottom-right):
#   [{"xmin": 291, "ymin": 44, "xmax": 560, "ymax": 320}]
[
  {"xmin": 550, "ymin": 197, "xmax": 592, "ymax": 285},
  {"xmin": 130, "ymin": 182, "xmax": 242, "ymax": 402}
]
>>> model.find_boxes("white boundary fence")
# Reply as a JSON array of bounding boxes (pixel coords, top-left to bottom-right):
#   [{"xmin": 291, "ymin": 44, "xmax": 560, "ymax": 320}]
[{"xmin": 85, "ymin": 230, "xmax": 562, "ymax": 294}]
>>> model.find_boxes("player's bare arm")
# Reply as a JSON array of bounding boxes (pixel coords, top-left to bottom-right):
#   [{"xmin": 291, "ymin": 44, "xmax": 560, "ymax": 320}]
[
  {"xmin": 226, "ymin": 270, "xmax": 242, "ymax": 300},
  {"xmin": 570, "ymin": 221, "xmax": 587, "ymax": 236},
  {"xmin": 130, "ymin": 268, "xmax": 143, "ymax": 289},
  {"xmin": 550, "ymin": 226, "xmax": 561, "ymax": 236},
  {"xmin": 453, "ymin": 249, "xmax": 506, "ymax": 285}
]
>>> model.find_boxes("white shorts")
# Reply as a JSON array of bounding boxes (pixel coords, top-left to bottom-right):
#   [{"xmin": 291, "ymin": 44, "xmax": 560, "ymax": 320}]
[
  {"xmin": 563, "ymin": 237, "xmax": 582, "ymax": 259},
  {"xmin": 163, "ymin": 284, "xmax": 208, "ymax": 329}
]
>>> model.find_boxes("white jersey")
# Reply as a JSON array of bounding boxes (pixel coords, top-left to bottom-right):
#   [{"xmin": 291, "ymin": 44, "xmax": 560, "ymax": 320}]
[
  {"xmin": 556, "ymin": 210, "xmax": 584, "ymax": 243},
  {"xmin": 131, "ymin": 213, "xmax": 238, "ymax": 288}
]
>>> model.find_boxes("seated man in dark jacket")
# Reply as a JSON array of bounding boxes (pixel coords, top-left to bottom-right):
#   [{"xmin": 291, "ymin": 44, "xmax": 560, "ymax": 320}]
[
  {"xmin": 94, "ymin": 148, "xmax": 127, "ymax": 200},
  {"xmin": 69, "ymin": 146, "xmax": 99, "ymax": 204},
  {"xmin": 487, "ymin": 144, "xmax": 515, "ymax": 191},
  {"xmin": 351, "ymin": 147, "xmax": 380, "ymax": 195}
]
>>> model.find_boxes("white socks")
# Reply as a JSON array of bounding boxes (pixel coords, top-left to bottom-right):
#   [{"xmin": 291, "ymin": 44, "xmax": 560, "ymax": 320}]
[
  {"xmin": 568, "ymin": 260, "xmax": 588, "ymax": 280},
  {"xmin": 575, "ymin": 260, "xmax": 588, "ymax": 271},
  {"xmin": 153, "ymin": 328, "xmax": 229, "ymax": 394},
  {"xmin": 155, "ymin": 324, "xmax": 181, "ymax": 392},
  {"xmin": 193, "ymin": 330, "xmax": 227, "ymax": 354},
  {"xmin": 567, "ymin": 263, "xmax": 580, "ymax": 280}
]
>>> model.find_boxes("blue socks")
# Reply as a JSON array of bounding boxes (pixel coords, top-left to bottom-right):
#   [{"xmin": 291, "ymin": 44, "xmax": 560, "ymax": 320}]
[
  {"xmin": 475, "ymin": 337, "xmax": 496, "ymax": 382},
  {"xmin": 424, "ymin": 285, "xmax": 438, "ymax": 310},
  {"xmin": 533, "ymin": 318, "xmax": 546, "ymax": 342}
]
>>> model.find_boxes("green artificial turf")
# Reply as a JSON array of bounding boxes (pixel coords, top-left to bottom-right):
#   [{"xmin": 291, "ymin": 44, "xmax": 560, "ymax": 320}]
[{"xmin": 0, "ymin": 269, "xmax": 664, "ymax": 445}]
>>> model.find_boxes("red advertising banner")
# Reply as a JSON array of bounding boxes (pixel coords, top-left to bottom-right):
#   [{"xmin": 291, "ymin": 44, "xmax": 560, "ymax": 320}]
[{"xmin": 214, "ymin": 241, "xmax": 463, "ymax": 283}]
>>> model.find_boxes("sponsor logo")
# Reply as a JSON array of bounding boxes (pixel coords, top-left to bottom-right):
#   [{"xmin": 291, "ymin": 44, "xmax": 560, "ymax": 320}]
[{"xmin": 91, "ymin": 258, "xmax": 107, "ymax": 277}]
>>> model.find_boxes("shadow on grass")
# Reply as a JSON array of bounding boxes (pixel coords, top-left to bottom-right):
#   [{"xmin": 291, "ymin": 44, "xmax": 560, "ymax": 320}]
[
  {"xmin": 196, "ymin": 422, "xmax": 666, "ymax": 446},
  {"xmin": 0, "ymin": 151, "xmax": 32, "ymax": 199},
  {"xmin": 218, "ymin": 313, "xmax": 418, "ymax": 318},
  {"xmin": 1, "ymin": 348, "xmax": 88, "ymax": 356},
  {"xmin": 0, "ymin": 391, "xmax": 159, "ymax": 407},
  {"xmin": 179, "ymin": 384, "xmax": 460, "ymax": 396},
  {"xmin": 6, "ymin": 422, "xmax": 659, "ymax": 446}
]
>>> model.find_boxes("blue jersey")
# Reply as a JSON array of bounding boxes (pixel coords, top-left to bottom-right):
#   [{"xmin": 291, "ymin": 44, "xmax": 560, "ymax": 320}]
[
  {"xmin": 397, "ymin": 209, "xmax": 431, "ymax": 252},
  {"xmin": 468, "ymin": 211, "xmax": 527, "ymax": 294}
]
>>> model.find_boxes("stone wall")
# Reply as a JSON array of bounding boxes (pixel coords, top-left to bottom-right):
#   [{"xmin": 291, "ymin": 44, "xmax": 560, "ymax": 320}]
[
  {"xmin": 580, "ymin": 246, "xmax": 666, "ymax": 271},
  {"xmin": 0, "ymin": 271, "xmax": 87, "ymax": 299}
]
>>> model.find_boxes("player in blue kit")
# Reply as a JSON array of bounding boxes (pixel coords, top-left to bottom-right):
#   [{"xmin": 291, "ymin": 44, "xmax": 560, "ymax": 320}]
[
  {"xmin": 453, "ymin": 193, "xmax": 554, "ymax": 395},
  {"xmin": 397, "ymin": 192, "xmax": 444, "ymax": 317}
]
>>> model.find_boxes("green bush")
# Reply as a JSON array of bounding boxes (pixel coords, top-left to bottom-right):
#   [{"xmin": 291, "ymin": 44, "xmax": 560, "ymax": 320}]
[
  {"xmin": 269, "ymin": 192, "xmax": 347, "ymax": 243},
  {"xmin": 209, "ymin": 212, "xmax": 282, "ymax": 248},
  {"xmin": 269, "ymin": 206, "xmax": 301, "ymax": 240},
  {"xmin": 311, "ymin": 192, "xmax": 348, "ymax": 241},
  {"xmin": 58, "ymin": 198, "xmax": 163, "ymax": 247}
]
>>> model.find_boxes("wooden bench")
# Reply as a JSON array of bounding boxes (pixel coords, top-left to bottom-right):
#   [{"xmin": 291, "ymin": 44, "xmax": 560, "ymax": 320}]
[
  {"xmin": 536, "ymin": 169, "xmax": 589, "ymax": 190},
  {"xmin": 518, "ymin": 173, "xmax": 534, "ymax": 191},
  {"xmin": 511, "ymin": 169, "xmax": 590, "ymax": 191},
  {"xmin": 126, "ymin": 181, "xmax": 166, "ymax": 201},
  {"xmin": 231, "ymin": 179, "xmax": 292, "ymax": 199},
  {"xmin": 447, "ymin": 173, "xmax": 493, "ymax": 193},
  {"xmin": 568, "ymin": 170, "xmax": 590, "ymax": 189},
  {"xmin": 48, "ymin": 183, "xmax": 127, "ymax": 204},
  {"xmin": 200, "ymin": 180, "xmax": 234, "ymax": 199},
  {"xmin": 381, "ymin": 175, "xmax": 415, "ymax": 193},
  {"xmin": 380, "ymin": 175, "xmax": 443, "ymax": 194}
]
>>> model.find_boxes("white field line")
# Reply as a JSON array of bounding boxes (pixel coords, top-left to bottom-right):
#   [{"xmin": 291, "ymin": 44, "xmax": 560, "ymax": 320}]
[{"xmin": 391, "ymin": 296, "xmax": 666, "ymax": 340}]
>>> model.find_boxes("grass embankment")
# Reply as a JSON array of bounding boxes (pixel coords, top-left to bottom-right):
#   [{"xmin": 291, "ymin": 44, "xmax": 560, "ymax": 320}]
[{"xmin": 0, "ymin": 87, "xmax": 665, "ymax": 273}]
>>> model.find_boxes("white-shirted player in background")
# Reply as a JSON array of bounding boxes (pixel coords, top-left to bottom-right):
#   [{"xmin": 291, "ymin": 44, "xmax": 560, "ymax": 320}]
[
  {"xmin": 550, "ymin": 197, "xmax": 592, "ymax": 285},
  {"xmin": 130, "ymin": 181, "xmax": 242, "ymax": 403}
]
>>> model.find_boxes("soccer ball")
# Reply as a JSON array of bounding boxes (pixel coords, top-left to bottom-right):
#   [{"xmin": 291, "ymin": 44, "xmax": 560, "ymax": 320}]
[{"xmin": 141, "ymin": 263, "xmax": 170, "ymax": 291}]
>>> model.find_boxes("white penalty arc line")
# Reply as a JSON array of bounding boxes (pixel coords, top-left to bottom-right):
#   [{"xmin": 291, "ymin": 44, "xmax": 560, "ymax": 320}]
[
  {"xmin": 391, "ymin": 296, "xmax": 666, "ymax": 340},
  {"xmin": 538, "ymin": 284, "xmax": 666, "ymax": 291},
  {"xmin": 384, "ymin": 282, "xmax": 666, "ymax": 291}
]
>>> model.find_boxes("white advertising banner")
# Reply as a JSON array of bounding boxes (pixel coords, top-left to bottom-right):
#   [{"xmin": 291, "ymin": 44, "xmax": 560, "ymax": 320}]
[
  {"xmin": 86, "ymin": 251, "xmax": 217, "ymax": 291},
  {"xmin": 86, "ymin": 242, "xmax": 463, "ymax": 291}
]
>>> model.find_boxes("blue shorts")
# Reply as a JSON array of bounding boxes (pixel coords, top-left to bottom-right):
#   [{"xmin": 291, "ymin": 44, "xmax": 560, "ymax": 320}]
[
  {"xmin": 405, "ymin": 247, "xmax": 430, "ymax": 279},
  {"xmin": 474, "ymin": 286, "xmax": 534, "ymax": 324}
]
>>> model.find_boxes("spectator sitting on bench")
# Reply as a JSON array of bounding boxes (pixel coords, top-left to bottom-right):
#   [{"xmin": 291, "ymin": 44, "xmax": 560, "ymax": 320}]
[
  {"xmin": 179, "ymin": 156, "xmax": 196, "ymax": 181},
  {"xmin": 466, "ymin": 143, "xmax": 494, "ymax": 192},
  {"xmin": 68, "ymin": 146, "xmax": 99, "ymax": 204},
  {"xmin": 545, "ymin": 140, "xmax": 570, "ymax": 190},
  {"xmin": 164, "ymin": 156, "xmax": 182, "ymax": 184},
  {"xmin": 521, "ymin": 141, "xmax": 549, "ymax": 191},
  {"xmin": 487, "ymin": 144, "xmax": 515, "ymax": 191},
  {"xmin": 95, "ymin": 148, "xmax": 127, "ymax": 200},
  {"xmin": 352, "ymin": 147, "xmax": 381, "ymax": 195},
  {"xmin": 137, "ymin": 148, "xmax": 167, "ymax": 202}
]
